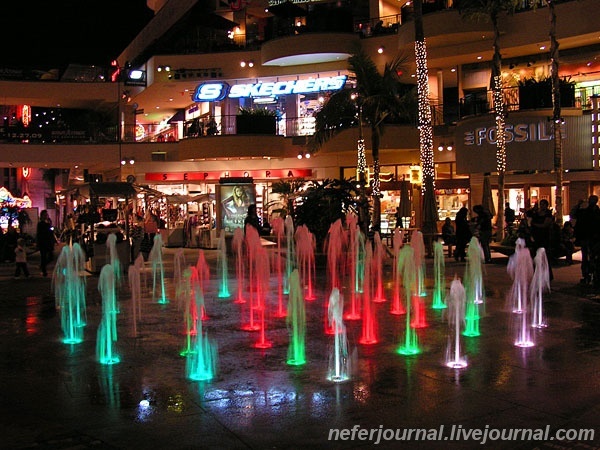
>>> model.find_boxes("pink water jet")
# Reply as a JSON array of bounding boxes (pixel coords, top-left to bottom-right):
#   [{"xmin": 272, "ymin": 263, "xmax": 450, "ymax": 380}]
[
  {"xmin": 195, "ymin": 250, "xmax": 210, "ymax": 320},
  {"xmin": 324, "ymin": 219, "xmax": 347, "ymax": 335},
  {"xmin": 411, "ymin": 230, "xmax": 427, "ymax": 297},
  {"xmin": 344, "ymin": 221, "xmax": 363, "ymax": 321},
  {"xmin": 253, "ymin": 245, "xmax": 272, "ymax": 349},
  {"xmin": 271, "ymin": 217, "xmax": 286, "ymax": 317},
  {"xmin": 372, "ymin": 232, "xmax": 387, "ymax": 303},
  {"xmin": 391, "ymin": 228, "xmax": 406, "ymax": 315},
  {"xmin": 531, "ymin": 247, "xmax": 550, "ymax": 329},
  {"xmin": 444, "ymin": 277, "xmax": 468, "ymax": 369},
  {"xmin": 241, "ymin": 225, "xmax": 262, "ymax": 331},
  {"xmin": 507, "ymin": 238, "xmax": 533, "ymax": 314},
  {"xmin": 359, "ymin": 245, "xmax": 379, "ymax": 345},
  {"xmin": 232, "ymin": 227, "xmax": 246, "ymax": 304},
  {"xmin": 295, "ymin": 224, "xmax": 316, "ymax": 301}
]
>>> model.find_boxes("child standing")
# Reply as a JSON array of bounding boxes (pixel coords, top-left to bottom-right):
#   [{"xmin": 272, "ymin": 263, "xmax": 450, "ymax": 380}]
[{"xmin": 14, "ymin": 238, "xmax": 30, "ymax": 279}]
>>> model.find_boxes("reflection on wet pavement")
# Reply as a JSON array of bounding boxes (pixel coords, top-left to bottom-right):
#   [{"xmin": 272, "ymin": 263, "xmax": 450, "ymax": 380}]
[{"xmin": 0, "ymin": 250, "xmax": 599, "ymax": 449}]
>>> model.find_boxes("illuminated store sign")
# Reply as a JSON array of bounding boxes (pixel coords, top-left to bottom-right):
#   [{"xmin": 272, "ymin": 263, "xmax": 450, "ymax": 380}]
[
  {"xmin": 145, "ymin": 169, "xmax": 313, "ymax": 182},
  {"xmin": 463, "ymin": 120, "xmax": 562, "ymax": 146},
  {"xmin": 455, "ymin": 114, "xmax": 591, "ymax": 173},
  {"xmin": 192, "ymin": 76, "xmax": 347, "ymax": 102}
]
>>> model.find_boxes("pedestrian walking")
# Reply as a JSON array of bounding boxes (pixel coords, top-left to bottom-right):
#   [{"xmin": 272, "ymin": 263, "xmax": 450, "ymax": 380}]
[{"xmin": 14, "ymin": 237, "xmax": 30, "ymax": 279}]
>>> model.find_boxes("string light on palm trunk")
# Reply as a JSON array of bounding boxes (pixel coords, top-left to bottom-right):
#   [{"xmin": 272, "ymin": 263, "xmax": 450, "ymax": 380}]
[
  {"xmin": 372, "ymin": 159, "xmax": 381, "ymax": 197},
  {"xmin": 415, "ymin": 40, "xmax": 434, "ymax": 191},
  {"xmin": 357, "ymin": 138, "xmax": 366, "ymax": 180},
  {"xmin": 493, "ymin": 75, "xmax": 506, "ymax": 172}
]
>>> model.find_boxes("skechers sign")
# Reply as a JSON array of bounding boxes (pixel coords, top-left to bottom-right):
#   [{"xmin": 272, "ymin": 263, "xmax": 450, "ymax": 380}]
[{"xmin": 192, "ymin": 76, "xmax": 347, "ymax": 102}]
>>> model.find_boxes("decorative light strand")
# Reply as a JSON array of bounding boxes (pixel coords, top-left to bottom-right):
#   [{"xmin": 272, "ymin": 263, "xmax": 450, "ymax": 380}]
[
  {"xmin": 493, "ymin": 75, "xmax": 506, "ymax": 173},
  {"xmin": 357, "ymin": 138, "xmax": 366, "ymax": 179},
  {"xmin": 372, "ymin": 158, "xmax": 381, "ymax": 197},
  {"xmin": 415, "ymin": 40, "xmax": 435, "ymax": 192}
]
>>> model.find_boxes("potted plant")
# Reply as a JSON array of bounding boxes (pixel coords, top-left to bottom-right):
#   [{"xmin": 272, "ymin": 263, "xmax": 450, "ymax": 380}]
[
  {"xmin": 292, "ymin": 178, "xmax": 359, "ymax": 252},
  {"xmin": 518, "ymin": 76, "xmax": 575, "ymax": 110},
  {"xmin": 236, "ymin": 106, "xmax": 277, "ymax": 135}
]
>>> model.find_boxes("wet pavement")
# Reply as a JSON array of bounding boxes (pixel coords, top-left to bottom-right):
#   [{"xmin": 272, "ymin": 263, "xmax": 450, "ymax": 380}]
[{"xmin": 1, "ymin": 246, "xmax": 600, "ymax": 450}]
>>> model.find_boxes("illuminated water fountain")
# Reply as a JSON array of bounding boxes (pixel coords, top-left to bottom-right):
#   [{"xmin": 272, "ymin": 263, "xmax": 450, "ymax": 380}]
[
  {"xmin": 216, "ymin": 232, "xmax": 230, "ymax": 298},
  {"xmin": 507, "ymin": 238, "xmax": 533, "ymax": 314},
  {"xmin": 445, "ymin": 277, "xmax": 468, "ymax": 368},
  {"xmin": 172, "ymin": 247, "xmax": 187, "ymax": 309},
  {"xmin": 271, "ymin": 217, "xmax": 286, "ymax": 317},
  {"xmin": 410, "ymin": 231, "xmax": 428, "ymax": 328},
  {"xmin": 397, "ymin": 245, "xmax": 421, "ymax": 355},
  {"xmin": 359, "ymin": 244, "xmax": 378, "ymax": 345},
  {"xmin": 463, "ymin": 237, "xmax": 484, "ymax": 337},
  {"xmin": 284, "ymin": 215, "xmax": 296, "ymax": 295},
  {"xmin": 295, "ymin": 224, "xmax": 316, "ymax": 301},
  {"xmin": 411, "ymin": 230, "xmax": 427, "ymax": 297},
  {"xmin": 106, "ymin": 233, "xmax": 122, "ymax": 288},
  {"xmin": 54, "ymin": 243, "xmax": 87, "ymax": 344},
  {"xmin": 531, "ymin": 247, "xmax": 551, "ymax": 328},
  {"xmin": 232, "ymin": 227, "xmax": 246, "ymax": 304},
  {"xmin": 432, "ymin": 239, "xmax": 447, "ymax": 310},
  {"xmin": 195, "ymin": 249, "xmax": 210, "ymax": 320},
  {"xmin": 96, "ymin": 264, "xmax": 120, "ymax": 365},
  {"xmin": 324, "ymin": 219, "xmax": 347, "ymax": 335},
  {"xmin": 344, "ymin": 221, "xmax": 364, "ymax": 320},
  {"xmin": 372, "ymin": 232, "xmax": 386, "ymax": 303},
  {"xmin": 185, "ymin": 267, "xmax": 218, "ymax": 381},
  {"xmin": 327, "ymin": 287, "xmax": 351, "ymax": 382},
  {"xmin": 391, "ymin": 228, "xmax": 406, "ymax": 315},
  {"xmin": 286, "ymin": 269, "xmax": 306, "ymax": 366},
  {"xmin": 253, "ymin": 244, "xmax": 272, "ymax": 349},
  {"xmin": 507, "ymin": 243, "xmax": 535, "ymax": 347},
  {"xmin": 240, "ymin": 226, "xmax": 262, "ymax": 331},
  {"xmin": 148, "ymin": 233, "xmax": 169, "ymax": 304}
]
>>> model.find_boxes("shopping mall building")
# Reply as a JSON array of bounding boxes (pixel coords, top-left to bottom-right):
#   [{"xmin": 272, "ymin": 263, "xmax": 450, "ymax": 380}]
[{"xmin": 0, "ymin": 0, "xmax": 599, "ymax": 245}]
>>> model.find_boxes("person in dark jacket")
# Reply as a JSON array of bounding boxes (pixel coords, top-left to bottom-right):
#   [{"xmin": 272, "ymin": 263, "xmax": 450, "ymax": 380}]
[
  {"xmin": 244, "ymin": 204, "xmax": 261, "ymax": 235},
  {"xmin": 473, "ymin": 204, "xmax": 493, "ymax": 263},
  {"xmin": 36, "ymin": 209, "xmax": 56, "ymax": 277},
  {"xmin": 527, "ymin": 199, "xmax": 555, "ymax": 281},
  {"xmin": 575, "ymin": 195, "xmax": 600, "ymax": 284},
  {"xmin": 454, "ymin": 207, "xmax": 471, "ymax": 262}
]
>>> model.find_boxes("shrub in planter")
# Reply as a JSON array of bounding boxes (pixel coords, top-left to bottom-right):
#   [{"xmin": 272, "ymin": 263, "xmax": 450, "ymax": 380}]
[
  {"xmin": 518, "ymin": 76, "xmax": 575, "ymax": 110},
  {"xmin": 236, "ymin": 107, "xmax": 277, "ymax": 134}
]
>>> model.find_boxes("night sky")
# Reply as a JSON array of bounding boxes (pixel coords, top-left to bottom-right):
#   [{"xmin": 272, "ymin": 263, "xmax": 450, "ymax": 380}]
[{"xmin": 1, "ymin": 1, "xmax": 154, "ymax": 69}]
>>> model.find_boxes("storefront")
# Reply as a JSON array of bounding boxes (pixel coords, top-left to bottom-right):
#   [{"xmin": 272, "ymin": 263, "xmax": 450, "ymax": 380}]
[
  {"xmin": 143, "ymin": 167, "xmax": 314, "ymax": 242},
  {"xmin": 455, "ymin": 111, "xmax": 597, "ymax": 221},
  {"xmin": 183, "ymin": 73, "xmax": 349, "ymax": 138}
]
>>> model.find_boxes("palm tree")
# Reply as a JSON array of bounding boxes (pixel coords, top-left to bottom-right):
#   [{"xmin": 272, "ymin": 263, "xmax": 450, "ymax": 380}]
[
  {"xmin": 412, "ymin": 0, "xmax": 437, "ymax": 246},
  {"xmin": 309, "ymin": 44, "xmax": 415, "ymax": 233},
  {"xmin": 458, "ymin": 0, "xmax": 518, "ymax": 240},
  {"xmin": 547, "ymin": 0, "xmax": 563, "ymax": 225}
]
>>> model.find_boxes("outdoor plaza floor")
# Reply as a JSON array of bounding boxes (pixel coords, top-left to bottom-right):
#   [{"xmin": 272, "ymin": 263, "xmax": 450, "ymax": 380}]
[{"xmin": 0, "ymin": 243, "xmax": 599, "ymax": 450}]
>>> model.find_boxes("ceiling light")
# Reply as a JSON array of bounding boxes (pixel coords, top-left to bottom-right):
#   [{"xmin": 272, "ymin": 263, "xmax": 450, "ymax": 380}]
[{"xmin": 378, "ymin": 46, "xmax": 384, "ymax": 54}]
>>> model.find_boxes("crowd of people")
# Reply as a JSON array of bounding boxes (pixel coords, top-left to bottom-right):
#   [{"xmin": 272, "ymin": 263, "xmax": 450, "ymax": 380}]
[{"xmin": 439, "ymin": 194, "xmax": 600, "ymax": 288}]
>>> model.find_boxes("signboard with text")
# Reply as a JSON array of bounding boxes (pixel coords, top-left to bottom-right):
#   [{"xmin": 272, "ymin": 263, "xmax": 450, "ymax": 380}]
[
  {"xmin": 455, "ymin": 114, "xmax": 592, "ymax": 174},
  {"xmin": 145, "ymin": 169, "xmax": 312, "ymax": 182}
]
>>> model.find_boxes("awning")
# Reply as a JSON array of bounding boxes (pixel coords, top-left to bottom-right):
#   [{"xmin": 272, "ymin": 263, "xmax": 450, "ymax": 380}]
[
  {"xmin": 167, "ymin": 110, "xmax": 185, "ymax": 124},
  {"xmin": 165, "ymin": 194, "xmax": 195, "ymax": 204}
]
